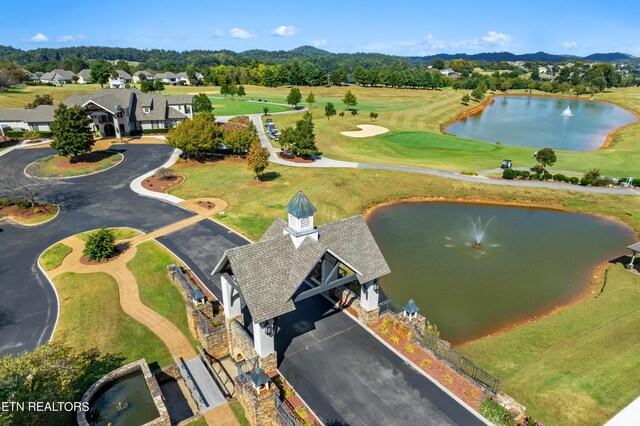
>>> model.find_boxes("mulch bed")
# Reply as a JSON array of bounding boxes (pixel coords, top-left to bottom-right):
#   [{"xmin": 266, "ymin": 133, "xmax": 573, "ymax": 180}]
[
  {"xmin": 220, "ymin": 116, "xmax": 251, "ymax": 132},
  {"xmin": 370, "ymin": 319, "xmax": 485, "ymax": 410},
  {"xmin": 142, "ymin": 174, "xmax": 185, "ymax": 193},
  {"xmin": 0, "ymin": 203, "xmax": 56, "ymax": 221},
  {"xmin": 277, "ymin": 152, "xmax": 315, "ymax": 163},
  {"xmin": 196, "ymin": 200, "xmax": 216, "ymax": 210},
  {"xmin": 270, "ymin": 373, "xmax": 322, "ymax": 426},
  {"xmin": 48, "ymin": 151, "xmax": 119, "ymax": 170}
]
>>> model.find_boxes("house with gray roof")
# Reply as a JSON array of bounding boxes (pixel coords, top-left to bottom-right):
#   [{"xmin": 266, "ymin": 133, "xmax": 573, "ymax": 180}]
[
  {"xmin": 177, "ymin": 72, "xmax": 204, "ymax": 86},
  {"xmin": 155, "ymin": 71, "xmax": 179, "ymax": 85},
  {"xmin": 116, "ymin": 69, "xmax": 132, "ymax": 83},
  {"xmin": 132, "ymin": 70, "xmax": 155, "ymax": 84},
  {"xmin": 63, "ymin": 87, "xmax": 193, "ymax": 137},
  {"xmin": 0, "ymin": 105, "xmax": 57, "ymax": 132},
  {"xmin": 212, "ymin": 192, "xmax": 390, "ymax": 363},
  {"xmin": 40, "ymin": 69, "xmax": 76, "ymax": 84},
  {"xmin": 76, "ymin": 69, "xmax": 92, "ymax": 84}
]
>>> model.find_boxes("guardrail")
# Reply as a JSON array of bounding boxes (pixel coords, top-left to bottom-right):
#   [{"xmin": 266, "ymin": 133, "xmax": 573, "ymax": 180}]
[
  {"xmin": 197, "ymin": 347, "xmax": 231, "ymax": 399},
  {"xmin": 174, "ymin": 356, "xmax": 207, "ymax": 409},
  {"xmin": 236, "ymin": 356, "xmax": 259, "ymax": 385},
  {"xmin": 274, "ymin": 393, "xmax": 300, "ymax": 426},
  {"xmin": 378, "ymin": 299, "xmax": 500, "ymax": 394},
  {"xmin": 197, "ymin": 308, "xmax": 224, "ymax": 334}
]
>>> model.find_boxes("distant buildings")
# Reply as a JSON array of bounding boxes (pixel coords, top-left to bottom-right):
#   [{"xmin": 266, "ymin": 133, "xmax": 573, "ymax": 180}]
[{"xmin": 24, "ymin": 68, "xmax": 202, "ymax": 86}]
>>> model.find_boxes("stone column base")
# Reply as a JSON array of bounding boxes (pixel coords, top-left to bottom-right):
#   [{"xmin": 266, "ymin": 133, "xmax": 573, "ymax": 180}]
[{"xmin": 357, "ymin": 306, "xmax": 380, "ymax": 326}]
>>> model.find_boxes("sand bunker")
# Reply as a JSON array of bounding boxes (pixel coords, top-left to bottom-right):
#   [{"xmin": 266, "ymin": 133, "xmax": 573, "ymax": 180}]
[{"xmin": 341, "ymin": 124, "xmax": 389, "ymax": 138}]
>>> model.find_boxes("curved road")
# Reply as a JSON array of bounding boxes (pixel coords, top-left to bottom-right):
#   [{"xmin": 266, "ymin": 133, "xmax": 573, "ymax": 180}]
[{"xmin": 0, "ymin": 144, "xmax": 194, "ymax": 356}]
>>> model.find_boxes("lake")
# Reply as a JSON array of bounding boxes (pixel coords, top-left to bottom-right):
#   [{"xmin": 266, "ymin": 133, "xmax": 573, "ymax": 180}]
[
  {"xmin": 367, "ymin": 202, "xmax": 635, "ymax": 345},
  {"xmin": 446, "ymin": 96, "xmax": 637, "ymax": 151}
]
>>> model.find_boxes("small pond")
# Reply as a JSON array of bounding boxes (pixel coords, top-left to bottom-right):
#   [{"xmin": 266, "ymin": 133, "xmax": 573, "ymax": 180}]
[
  {"xmin": 367, "ymin": 202, "xmax": 635, "ymax": 345},
  {"xmin": 88, "ymin": 371, "xmax": 159, "ymax": 426},
  {"xmin": 446, "ymin": 96, "xmax": 637, "ymax": 150}
]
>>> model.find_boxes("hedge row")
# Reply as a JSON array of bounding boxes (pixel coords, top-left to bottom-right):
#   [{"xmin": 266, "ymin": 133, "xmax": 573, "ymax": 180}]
[
  {"xmin": 4, "ymin": 130, "xmax": 53, "ymax": 139},
  {"xmin": 142, "ymin": 128, "xmax": 170, "ymax": 134},
  {"xmin": 503, "ymin": 169, "xmax": 637, "ymax": 187}
]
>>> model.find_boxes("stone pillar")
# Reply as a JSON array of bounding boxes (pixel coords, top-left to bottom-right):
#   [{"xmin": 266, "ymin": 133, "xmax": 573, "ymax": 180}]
[
  {"xmin": 112, "ymin": 114, "xmax": 121, "ymax": 138},
  {"xmin": 221, "ymin": 273, "xmax": 242, "ymax": 319},
  {"xmin": 236, "ymin": 380, "xmax": 277, "ymax": 426},
  {"xmin": 253, "ymin": 321, "xmax": 275, "ymax": 358},
  {"xmin": 360, "ymin": 279, "xmax": 380, "ymax": 311}
]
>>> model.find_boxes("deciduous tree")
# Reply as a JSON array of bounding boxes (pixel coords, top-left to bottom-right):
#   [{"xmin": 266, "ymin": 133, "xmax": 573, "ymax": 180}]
[
  {"xmin": 324, "ymin": 102, "xmax": 336, "ymax": 120},
  {"xmin": 534, "ymin": 147, "xmax": 557, "ymax": 169},
  {"xmin": 286, "ymin": 87, "xmax": 302, "ymax": 109},
  {"xmin": 165, "ymin": 114, "xmax": 223, "ymax": 157},
  {"xmin": 89, "ymin": 60, "xmax": 114, "ymax": 88},
  {"xmin": 305, "ymin": 91, "xmax": 315, "ymax": 108},
  {"xmin": 237, "ymin": 84, "xmax": 246, "ymax": 97},
  {"xmin": 25, "ymin": 94, "xmax": 53, "ymax": 109},
  {"xmin": 50, "ymin": 104, "xmax": 95, "ymax": 161},
  {"xmin": 246, "ymin": 142, "xmax": 270, "ymax": 180},
  {"xmin": 369, "ymin": 112, "xmax": 378, "ymax": 121},
  {"xmin": 342, "ymin": 90, "xmax": 358, "ymax": 110}
]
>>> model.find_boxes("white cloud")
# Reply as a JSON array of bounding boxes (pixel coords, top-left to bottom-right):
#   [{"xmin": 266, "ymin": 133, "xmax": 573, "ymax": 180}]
[
  {"xmin": 271, "ymin": 25, "xmax": 298, "ymax": 37},
  {"xmin": 57, "ymin": 34, "xmax": 85, "ymax": 43},
  {"xmin": 213, "ymin": 29, "xmax": 224, "ymax": 38},
  {"xmin": 312, "ymin": 39, "xmax": 327, "ymax": 47},
  {"xmin": 28, "ymin": 33, "xmax": 49, "ymax": 43},
  {"xmin": 563, "ymin": 40, "xmax": 578, "ymax": 49},
  {"xmin": 482, "ymin": 31, "xmax": 511, "ymax": 46},
  {"xmin": 229, "ymin": 28, "xmax": 256, "ymax": 39}
]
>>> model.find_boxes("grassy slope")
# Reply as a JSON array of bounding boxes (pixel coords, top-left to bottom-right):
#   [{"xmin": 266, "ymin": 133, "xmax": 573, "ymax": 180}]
[
  {"xmin": 53, "ymin": 272, "xmax": 172, "ymax": 367},
  {"xmin": 40, "ymin": 243, "xmax": 72, "ymax": 271},
  {"xmin": 76, "ymin": 227, "xmax": 142, "ymax": 242},
  {"xmin": 460, "ymin": 264, "xmax": 640, "ymax": 426},
  {"xmin": 208, "ymin": 97, "xmax": 290, "ymax": 115},
  {"xmin": 127, "ymin": 241, "xmax": 198, "ymax": 349}
]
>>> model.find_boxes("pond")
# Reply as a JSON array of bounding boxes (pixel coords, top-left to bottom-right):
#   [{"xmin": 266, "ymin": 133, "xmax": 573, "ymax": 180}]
[
  {"xmin": 88, "ymin": 371, "xmax": 159, "ymax": 426},
  {"xmin": 446, "ymin": 96, "xmax": 637, "ymax": 151},
  {"xmin": 367, "ymin": 202, "xmax": 635, "ymax": 345}
]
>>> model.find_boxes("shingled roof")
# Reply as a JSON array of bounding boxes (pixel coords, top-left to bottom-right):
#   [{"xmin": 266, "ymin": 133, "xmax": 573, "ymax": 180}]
[{"xmin": 214, "ymin": 210, "xmax": 390, "ymax": 324}]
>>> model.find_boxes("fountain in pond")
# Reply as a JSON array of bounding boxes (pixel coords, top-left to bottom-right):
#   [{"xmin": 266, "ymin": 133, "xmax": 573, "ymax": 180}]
[
  {"xmin": 561, "ymin": 105, "xmax": 573, "ymax": 117},
  {"xmin": 469, "ymin": 216, "xmax": 495, "ymax": 249}
]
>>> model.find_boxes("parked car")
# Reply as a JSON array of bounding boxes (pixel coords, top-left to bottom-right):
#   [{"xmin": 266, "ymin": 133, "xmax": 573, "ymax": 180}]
[{"xmin": 501, "ymin": 160, "xmax": 513, "ymax": 169}]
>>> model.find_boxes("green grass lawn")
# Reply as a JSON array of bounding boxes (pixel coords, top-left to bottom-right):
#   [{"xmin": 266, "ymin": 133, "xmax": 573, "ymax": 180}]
[
  {"xmin": 76, "ymin": 227, "xmax": 142, "ymax": 242},
  {"xmin": 40, "ymin": 243, "xmax": 72, "ymax": 271},
  {"xmin": 460, "ymin": 264, "xmax": 640, "ymax": 426},
  {"xmin": 127, "ymin": 241, "xmax": 199, "ymax": 349},
  {"xmin": 53, "ymin": 272, "xmax": 173, "ymax": 367},
  {"xmin": 207, "ymin": 97, "xmax": 290, "ymax": 115},
  {"xmin": 25, "ymin": 151, "xmax": 123, "ymax": 178},
  {"xmin": 229, "ymin": 400, "xmax": 250, "ymax": 426}
]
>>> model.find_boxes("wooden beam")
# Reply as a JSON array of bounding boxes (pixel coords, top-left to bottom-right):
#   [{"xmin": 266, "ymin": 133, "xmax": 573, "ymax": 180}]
[{"xmin": 294, "ymin": 274, "xmax": 358, "ymax": 302}]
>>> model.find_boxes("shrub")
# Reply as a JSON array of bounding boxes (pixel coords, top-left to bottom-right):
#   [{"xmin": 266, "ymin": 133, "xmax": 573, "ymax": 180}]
[
  {"xmin": 580, "ymin": 177, "xmax": 592, "ymax": 186},
  {"xmin": 633, "ymin": 178, "xmax": 640, "ymax": 187},
  {"xmin": 83, "ymin": 227, "xmax": 116, "ymax": 261},
  {"xmin": 479, "ymin": 397, "xmax": 517, "ymax": 426},
  {"xmin": 520, "ymin": 170, "xmax": 530, "ymax": 179},
  {"xmin": 154, "ymin": 167, "xmax": 175, "ymax": 180},
  {"xmin": 465, "ymin": 389, "xmax": 477, "ymax": 399},
  {"xmin": 542, "ymin": 171, "xmax": 552, "ymax": 180},
  {"xmin": 425, "ymin": 321, "xmax": 440, "ymax": 338},
  {"xmin": 420, "ymin": 359, "xmax": 431, "ymax": 368},
  {"xmin": 524, "ymin": 416, "xmax": 545, "ymax": 426},
  {"xmin": 443, "ymin": 374, "xmax": 453, "ymax": 384},
  {"xmin": 405, "ymin": 344, "xmax": 415, "ymax": 353},
  {"xmin": 17, "ymin": 200, "xmax": 31, "ymax": 209},
  {"xmin": 380, "ymin": 325, "xmax": 389, "ymax": 335},
  {"xmin": 0, "ymin": 198, "xmax": 14, "ymax": 206},
  {"xmin": 569, "ymin": 176, "xmax": 579, "ymax": 185},
  {"xmin": 382, "ymin": 317, "xmax": 394, "ymax": 326},
  {"xmin": 553, "ymin": 173, "xmax": 568, "ymax": 182},
  {"xmin": 33, "ymin": 208, "xmax": 42, "ymax": 214},
  {"xmin": 142, "ymin": 128, "xmax": 170, "ymax": 134},
  {"xmin": 390, "ymin": 335, "xmax": 400, "ymax": 344},
  {"xmin": 584, "ymin": 168, "xmax": 601, "ymax": 181},
  {"xmin": 502, "ymin": 168, "xmax": 517, "ymax": 180},
  {"xmin": 4, "ymin": 130, "xmax": 25, "ymax": 138},
  {"xmin": 460, "ymin": 171, "xmax": 478, "ymax": 176},
  {"xmin": 294, "ymin": 407, "xmax": 308, "ymax": 420}
]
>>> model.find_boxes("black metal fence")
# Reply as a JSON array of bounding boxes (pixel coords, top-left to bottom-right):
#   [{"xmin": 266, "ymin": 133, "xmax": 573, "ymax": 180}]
[
  {"xmin": 274, "ymin": 393, "xmax": 300, "ymax": 426},
  {"xmin": 197, "ymin": 308, "xmax": 224, "ymax": 334},
  {"xmin": 236, "ymin": 356, "xmax": 259, "ymax": 385},
  {"xmin": 378, "ymin": 299, "xmax": 500, "ymax": 394}
]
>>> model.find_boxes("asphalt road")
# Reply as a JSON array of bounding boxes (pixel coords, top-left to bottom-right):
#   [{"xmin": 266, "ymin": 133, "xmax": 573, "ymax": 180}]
[
  {"xmin": 277, "ymin": 296, "xmax": 485, "ymax": 426},
  {"xmin": 157, "ymin": 219, "xmax": 249, "ymax": 300},
  {"xmin": 0, "ymin": 144, "xmax": 194, "ymax": 357}
]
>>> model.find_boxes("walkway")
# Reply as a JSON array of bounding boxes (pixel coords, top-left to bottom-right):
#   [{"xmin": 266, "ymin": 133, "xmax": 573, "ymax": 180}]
[{"xmin": 245, "ymin": 113, "xmax": 640, "ymax": 196}]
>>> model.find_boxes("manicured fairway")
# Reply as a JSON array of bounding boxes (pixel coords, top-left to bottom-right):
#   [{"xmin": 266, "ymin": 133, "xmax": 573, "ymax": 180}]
[{"xmin": 208, "ymin": 97, "xmax": 290, "ymax": 115}]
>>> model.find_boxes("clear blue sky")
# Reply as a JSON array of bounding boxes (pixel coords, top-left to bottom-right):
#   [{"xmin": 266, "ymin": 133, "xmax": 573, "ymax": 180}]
[{"xmin": 2, "ymin": 0, "xmax": 638, "ymax": 56}]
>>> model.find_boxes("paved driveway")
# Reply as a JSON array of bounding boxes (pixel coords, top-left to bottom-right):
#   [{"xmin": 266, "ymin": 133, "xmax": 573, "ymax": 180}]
[
  {"xmin": 157, "ymin": 220, "xmax": 249, "ymax": 300},
  {"xmin": 276, "ymin": 296, "xmax": 484, "ymax": 426},
  {"xmin": 0, "ymin": 144, "xmax": 194, "ymax": 356}
]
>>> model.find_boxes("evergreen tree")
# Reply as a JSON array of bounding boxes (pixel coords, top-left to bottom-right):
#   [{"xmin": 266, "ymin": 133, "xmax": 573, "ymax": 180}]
[
  {"xmin": 193, "ymin": 93, "xmax": 213, "ymax": 113},
  {"xmin": 50, "ymin": 104, "xmax": 95, "ymax": 161},
  {"xmin": 291, "ymin": 111, "xmax": 319, "ymax": 156},
  {"xmin": 83, "ymin": 227, "xmax": 116, "ymax": 261},
  {"xmin": 305, "ymin": 91, "xmax": 315, "ymax": 108}
]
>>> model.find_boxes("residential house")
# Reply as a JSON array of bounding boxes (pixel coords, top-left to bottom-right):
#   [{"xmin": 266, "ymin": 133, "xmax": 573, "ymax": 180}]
[
  {"xmin": 176, "ymin": 71, "xmax": 203, "ymax": 86},
  {"xmin": 63, "ymin": 88, "xmax": 193, "ymax": 137},
  {"xmin": 116, "ymin": 70, "xmax": 132, "ymax": 83},
  {"xmin": 132, "ymin": 70, "xmax": 155, "ymax": 83},
  {"xmin": 76, "ymin": 69, "xmax": 92, "ymax": 84},
  {"xmin": 40, "ymin": 69, "xmax": 76, "ymax": 84},
  {"xmin": 0, "ymin": 105, "xmax": 57, "ymax": 132},
  {"xmin": 154, "ymin": 71, "xmax": 178, "ymax": 85}
]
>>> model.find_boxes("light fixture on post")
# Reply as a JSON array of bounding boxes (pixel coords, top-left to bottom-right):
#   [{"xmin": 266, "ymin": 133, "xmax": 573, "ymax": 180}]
[
  {"xmin": 264, "ymin": 319, "xmax": 275, "ymax": 337},
  {"xmin": 372, "ymin": 279, "xmax": 380, "ymax": 292}
]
